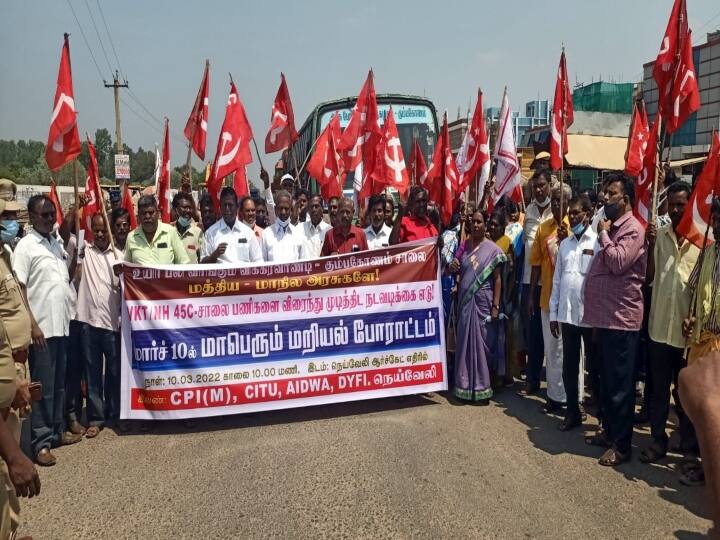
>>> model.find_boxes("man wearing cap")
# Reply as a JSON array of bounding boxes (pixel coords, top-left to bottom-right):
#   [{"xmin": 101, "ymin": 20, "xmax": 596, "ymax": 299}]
[
  {"xmin": 0, "ymin": 180, "xmax": 23, "ymax": 251},
  {"xmin": 108, "ymin": 189, "xmax": 122, "ymax": 211},
  {"xmin": 279, "ymin": 173, "xmax": 295, "ymax": 194}
]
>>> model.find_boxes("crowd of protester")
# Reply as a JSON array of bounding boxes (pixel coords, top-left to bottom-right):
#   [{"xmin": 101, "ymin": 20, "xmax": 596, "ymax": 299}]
[{"xmin": 0, "ymin": 163, "xmax": 719, "ymax": 536}]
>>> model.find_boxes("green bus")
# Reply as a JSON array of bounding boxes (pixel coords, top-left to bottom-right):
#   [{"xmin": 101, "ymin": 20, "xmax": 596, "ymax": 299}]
[{"xmin": 287, "ymin": 94, "xmax": 439, "ymax": 194}]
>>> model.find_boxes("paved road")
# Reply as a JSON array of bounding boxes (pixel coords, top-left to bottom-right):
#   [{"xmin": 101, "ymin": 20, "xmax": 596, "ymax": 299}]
[{"xmin": 20, "ymin": 390, "xmax": 711, "ymax": 539}]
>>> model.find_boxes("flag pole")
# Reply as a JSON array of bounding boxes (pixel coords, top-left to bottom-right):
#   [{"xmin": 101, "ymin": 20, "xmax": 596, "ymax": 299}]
[
  {"xmin": 559, "ymin": 46, "xmax": 566, "ymax": 222},
  {"xmin": 184, "ymin": 59, "xmax": 209, "ymax": 189},
  {"xmin": 85, "ymin": 132, "xmax": 115, "ymax": 251},
  {"xmin": 411, "ymin": 133, "xmax": 417, "ymax": 187},
  {"xmin": 295, "ymin": 132, "xmax": 322, "ymax": 180},
  {"xmin": 652, "ymin": 7, "xmax": 685, "ymax": 224},
  {"xmin": 251, "ymin": 137, "xmax": 266, "ymax": 173},
  {"xmin": 650, "ymin": 117, "xmax": 665, "ymax": 225},
  {"xmin": 72, "ymin": 160, "xmax": 81, "ymax": 240},
  {"xmin": 154, "ymin": 143, "xmax": 160, "ymax": 195}
]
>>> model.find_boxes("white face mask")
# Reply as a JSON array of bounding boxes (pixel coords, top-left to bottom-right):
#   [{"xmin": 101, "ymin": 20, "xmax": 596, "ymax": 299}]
[
  {"xmin": 276, "ymin": 217, "xmax": 290, "ymax": 228},
  {"xmin": 536, "ymin": 195, "xmax": 550, "ymax": 207}
]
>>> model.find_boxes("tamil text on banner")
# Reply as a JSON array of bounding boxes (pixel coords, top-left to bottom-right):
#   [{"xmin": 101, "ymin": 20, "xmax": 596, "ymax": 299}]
[{"xmin": 120, "ymin": 239, "xmax": 447, "ymax": 420}]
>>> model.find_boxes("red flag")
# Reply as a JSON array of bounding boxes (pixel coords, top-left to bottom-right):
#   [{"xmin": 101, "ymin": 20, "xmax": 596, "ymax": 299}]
[
  {"xmin": 410, "ymin": 140, "xmax": 428, "ymax": 188},
  {"xmin": 337, "ymin": 70, "xmax": 382, "ymax": 194},
  {"xmin": 233, "ymin": 167, "xmax": 249, "ymax": 198},
  {"xmin": 307, "ymin": 114, "xmax": 345, "ymax": 200},
  {"xmin": 158, "ymin": 119, "xmax": 171, "ymax": 223},
  {"xmin": 427, "ymin": 113, "xmax": 459, "ymax": 226},
  {"xmin": 265, "ymin": 73, "xmax": 298, "ymax": 153},
  {"xmin": 46, "ymin": 34, "xmax": 81, "ymax": 172},
  {"xmin": 207, "ymin": 82, "xmax": 254, "ymax": 210},
  {"xmin": 633, "ymin": 119, "xmax": 660, "ymax": 227},
  {"xmin": 121, "ymin": 184, "xmax": 137, "ymax": 229},
  {"xmin": 677, "ymin": 131, "xmax": 719, "ymax": 247},
  {"xmin": 82, "ymin": 136, "xmax": 103, "ymax": 241},
  {"xmin": 184, "ymin": 60, "xmax": 210, "ymax": 160},
  {"xmin": 653, "ymin": 0, "xmax": 688, "ymax": 121},
  {"xmin": 456, "ymin": 89, "xmax": 490, "ymax": 197},
  {"xmin": 624, "ymin": 101, "xmax": 650, "ymax": 177},
  {"xmin": 665, "ymin": 29, "xmax": 700, "ymax": 134},
  {"xmin": 549, "ymin": 50, "xmax": 574, "ymax": 171},
  {"xmin": 48, "ymin": 180, "xmax": 64, "ymax": 225},
  {"xmin": 370, "ymin": 107, "xmax": 409, "ymax": 196},
  {"xmin": 489, "ymin": 88, "xmax": 521, "ymax": 210}
]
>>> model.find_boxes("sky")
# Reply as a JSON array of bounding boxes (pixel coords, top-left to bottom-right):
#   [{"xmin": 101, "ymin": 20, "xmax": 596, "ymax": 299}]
[{"xmin": 2, "ymin": 0, "xmax": 719, "ymax": 185}]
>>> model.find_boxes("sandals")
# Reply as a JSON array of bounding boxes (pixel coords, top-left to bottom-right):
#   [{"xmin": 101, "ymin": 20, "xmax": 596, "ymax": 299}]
[
  {"xmin": 598, "ymin": 447, "xmax": 631, "ymax": 467},
  {"xmin": 585, "ymin": 429, "xmax": 610, "ymax": 448},
  {"xmin": 679, "ymin": 462, "xmax": 705, "ymax": 486},
  {"xmin": 85, "ymin": 426, "xmax": 102, "ymax": 439},
  {"xmin": 639, "ymin": 441, "xmax": 667, "ymax": 464}
]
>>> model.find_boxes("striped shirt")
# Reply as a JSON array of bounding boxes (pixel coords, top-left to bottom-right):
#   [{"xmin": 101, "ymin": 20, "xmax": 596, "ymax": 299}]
[{"xmin": 689, "ymin": 243, "xmax": 720, "ymax": 334}]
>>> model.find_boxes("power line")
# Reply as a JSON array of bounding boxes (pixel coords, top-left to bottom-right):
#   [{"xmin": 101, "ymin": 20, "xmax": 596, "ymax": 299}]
[
  {"xmin": 120, "ymin": 97, "xmax": 187, "ymax": 149},
  {"xmin": 119, "ymin": 96, "xmax": 162, "ymax": 135},
  {"xmin": 95, "ymin": 0, "xmax": 126, "ymax": 81},
  {"xmin": 83, "ymin": 0, "xmax": 113, "ymax": 77},
  {"xmin": 65, "ymin": 0, "xmax": 105, "ymax": 83},
  {"xmin": 126, "ymin": 88, "xmax": 163, "ymax": 125},
  {"xmin": 696, "ymin": 7, "xmax": 720, "ymax": 33}
]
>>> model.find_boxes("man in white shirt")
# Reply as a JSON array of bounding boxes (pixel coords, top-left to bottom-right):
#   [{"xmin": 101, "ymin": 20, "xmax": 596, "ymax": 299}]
[
  {"xmin": 262, "ymin": 190, "xmax": 303, "ymax": 262},
  {"xmin": 201, "ymin": 187, "xmax": 263, "ymax": 264},
  {"xmin": 76, "ymin": 213, "xmax": 124, "ymax": 436},
  {"xmin": 300, "ymin": 194, "xmax": 330, "ymax": 259},
  {"xmin": 365, "ymin": 194, "xmax": 392, "ymax": 250},
  {"xmin": 13, "ymin": 195, "xmax": 81, "ymax": 465},
  {"xmin": 549, "ymin": 194, "xmax": 599, "ymax": 431},
  {"xmin": 519, "ymin": 169, "xmax": 553, "ymax": 396}
]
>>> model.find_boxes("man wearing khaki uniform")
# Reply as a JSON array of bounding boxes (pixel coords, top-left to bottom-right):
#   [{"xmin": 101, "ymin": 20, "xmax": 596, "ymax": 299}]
[{"xmin": 0, "ymin": 199, "xmax": 41, "ymax": 538}]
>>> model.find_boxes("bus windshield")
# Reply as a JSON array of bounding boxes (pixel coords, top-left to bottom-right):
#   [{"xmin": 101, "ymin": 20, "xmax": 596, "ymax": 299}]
[{"xmin": 288, "ymin": 94, "xmax": 438, "ymax": 192}]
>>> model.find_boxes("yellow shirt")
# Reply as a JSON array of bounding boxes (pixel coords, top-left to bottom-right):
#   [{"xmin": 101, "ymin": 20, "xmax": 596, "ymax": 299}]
[
  {"xmin": 125, "ymin": 222, "xmax": 191, "ymax": 265},
  {"xmin": 529, "ymin": 217, "xmax": 569, "ymax": 311},
  {"xmin": 494, "ymin": 235, "xmax": 512, "ymax": 257},
  {"xmin": 649, "ymin": 224, "xmax": 699, "ymax": 349}
]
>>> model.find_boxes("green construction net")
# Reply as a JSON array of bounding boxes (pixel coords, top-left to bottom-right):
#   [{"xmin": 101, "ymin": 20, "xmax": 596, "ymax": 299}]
[{"xmin": 572, "ymin": 82, "xmax": 634, "ymax": 114}]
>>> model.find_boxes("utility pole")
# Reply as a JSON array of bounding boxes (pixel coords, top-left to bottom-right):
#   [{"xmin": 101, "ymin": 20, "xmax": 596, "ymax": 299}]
[{"xmin": 104, "ymin": 70, "xmax": 128, "ymax": 184}]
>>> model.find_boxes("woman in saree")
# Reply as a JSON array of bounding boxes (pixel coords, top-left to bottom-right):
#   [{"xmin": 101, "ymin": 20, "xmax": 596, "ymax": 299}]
[{"xmin": 449, "ymin": 211, "xmax": 506, "ymax": 404}]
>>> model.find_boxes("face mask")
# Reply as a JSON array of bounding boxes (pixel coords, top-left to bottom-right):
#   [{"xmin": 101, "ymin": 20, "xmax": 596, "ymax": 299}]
[
  {"xmin": 276, "ymin": 217, "xmax": 290, "ymax": 228},
  {"xmin": 604, "ymin": 201, "xmax": 621, "ymax": 221},
  {"xmin": 536, "ymin": 196, "xmax": 550, "ymax": 207},
  {"xmin": 177, "ymin": 216, "xmax": 191, "ymax": 228},
  {"xmin": 571, "ymin": 222, "xmax": 586, "ymax": 236},
  {"xmin": 0, "ymin": 220, "xmax": 19, "ymax": 243}
]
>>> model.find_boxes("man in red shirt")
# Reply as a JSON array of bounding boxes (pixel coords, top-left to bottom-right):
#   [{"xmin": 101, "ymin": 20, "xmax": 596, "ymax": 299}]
[
  {"xmin": 390, "ymin": 186, "xmax": 438, "ymax": 244},
  {"xmin": 320, "ymin": 198, "xmax": 368, "ymax": 256}
]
